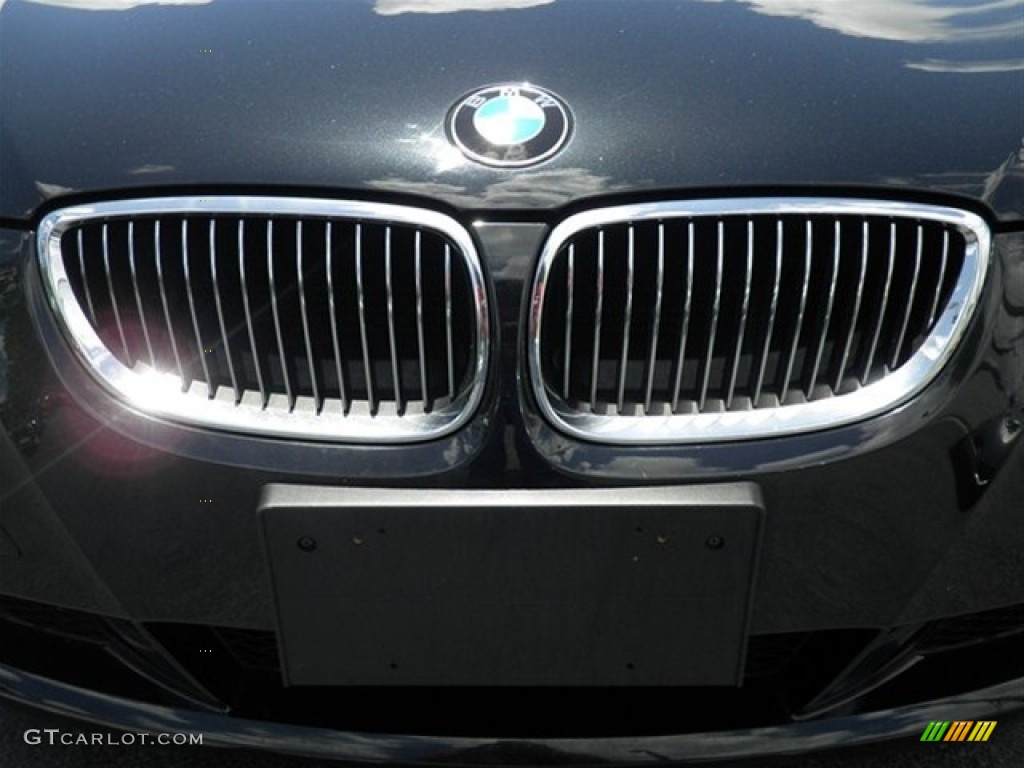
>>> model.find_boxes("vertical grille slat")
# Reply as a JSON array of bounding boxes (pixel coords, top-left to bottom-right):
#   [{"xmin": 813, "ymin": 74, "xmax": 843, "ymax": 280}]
[
  {"xmin": 531, "ymin": 199, "xmax": 986, "ymax": 444},
  {"xmin": 77, "ymin": 229, "xmax": 98, "ymax": 326},
  {"xmin": 699, "ymin": 221, "xmax": 724, "ymax": 411},
  {"xmin": 210, "ymin": 219, "xmax": 241, "ymax": 403},
  {"xmin": 926, "ymin": 230, "xmax": 950, "ymax": 329},
  {"xmin": 267, "ymin": 219, "xmax": 294, "ymax": 410},
  {"xmin": 806, "ymin": 220, "xmax": 841, "ymax": 397},
  {"xmin": 780, "ymin": 219, "xmax": 813, "ymax": 404},
  {"xmin": 182, "ymin": 220, "xmax": 212, "ymax": 397},
  {"xmin": 238, "ymin": 220, "xmax": 267, "ymax": 407},
  {"xmin": 102, "ymin": 223, "xmax": 131, "ymax": 366},
  {"xmin": 590, "ymin": 230, "xmax": 605, "ymax": 408},
  {"xmin": 384, "ymin": 227, "xmax": 402, "ymax": 414},
  {"xmin": 154, "ymin": 221, "xmax": 185, "ymax": 385},
  {"xmin": 414, "ymin": 231, "xmax": 429, "ymax": 407},
  {"xmin": 726, "ymin": 220, "xmax": 754, "ymax": 409},
  {"xmin": 834, "ymin": 220, "xmax": 870, "ymax": 392},
  {"xmin": 563, "ymin": 244, "xmax": 574, "ymax": 400},
  {"xmin": 670, "ymin": 222, "xmax": 695, "ymax": 412},
  {"xmin": 128, "ymin": 221, "xmax": 156, "ymax": 368},
  {"xmin": 355, "ymin": 223, "xmax": 376, "ymax": 413},
  {"xmin": 892, "ymin": 224, "xmax": 924, "ymax": 369},
  {"xmin": 862, "ymin": 221, "xmax": 897, "ymax": 384},
  {"xmin": 325, "ymin": 222, "xmax": 349, "ymax": 412},
  {"xmin": 752, "ymin": 220, "xmax": 783, "ymax": 406},
  {"xmin": 444, "ymin": 243, "xmax": 455, "ymax": 401},
  {"xmin": 296, "ymin": 221, "xmax": 321, "ymax": 413},
  {"xmin": 616, "ymin": 226, "xmax": 635, "ymax": 413},
  {"xmin": 643, "ymin": 225, "xmax": 665, "ymax": 413}
]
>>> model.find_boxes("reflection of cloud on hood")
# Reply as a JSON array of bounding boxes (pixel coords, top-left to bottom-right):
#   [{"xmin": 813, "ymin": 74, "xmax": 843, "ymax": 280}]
[
  {"xmin": 129, "ymin": 164, "xmax": 176, "ymax": 175},
  {"xmin": 368, "ymin": 168, "xmax": 631, "ymax": 208},
  {"xmin": 20, "ymin": 0, "xmax": 210, "ymax": 9},
  {"xmin": 34, "ymin": 181, "xmax": 76, "ymax": 200},
  {"xmin": 906, "ymin": 58, "xmax": 1024, "ymax": 74},
  {"xmin": 375, "ymin": 0, "xmax": 554, "ymax": 15},
  {"xmin": 697, "ymin": 0, "xmax": 1022, "ymax": 43}
]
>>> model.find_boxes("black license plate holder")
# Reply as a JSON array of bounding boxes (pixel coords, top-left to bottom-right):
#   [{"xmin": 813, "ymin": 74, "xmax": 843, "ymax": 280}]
[{"xmin": 261, "ymin": 483, "xmax": 763, "ymax": 686}]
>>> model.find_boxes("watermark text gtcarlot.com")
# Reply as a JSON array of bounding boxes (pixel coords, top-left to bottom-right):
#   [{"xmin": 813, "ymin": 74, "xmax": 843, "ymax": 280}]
[{"xmin": 24, "ymin": 729, "xmax": 203, "ymax": 746}]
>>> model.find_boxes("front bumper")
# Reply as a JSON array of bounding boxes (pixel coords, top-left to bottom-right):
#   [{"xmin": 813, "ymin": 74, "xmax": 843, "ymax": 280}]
[
  {"xmin": 3, "ymin": 645, "xmax": 1024, "ymax": 764},
  {"xmin": 2, "ymin": 218, "xmax": 1024, "ymax": 758}
]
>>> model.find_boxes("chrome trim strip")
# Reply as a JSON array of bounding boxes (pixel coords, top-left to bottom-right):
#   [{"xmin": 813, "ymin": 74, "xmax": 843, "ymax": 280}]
[
  {"xmin": 927, "ymin": 228, "xmax": 950, "ymax": 329},
  {"xmin": 414, "ymin": 231, "xmax": 428, "ymax": 406},
  {"xmin": 182, "ymin": 219, "xmax": 212, "ymax": 397},
  {"xmin": 102, "ymin": 223, "xmax": 131, "ymax": 365},
  {"xmin": 780, "ymin": 219, "xmax": 813, "ymax": 403},
  {"xmin": 643, "ymin": 224, "xmax": 664, "ymax": 413},
  {"xmin": 210, "ymin": 219, "xmax": 240, "ymax": 403},
  {"xmin": 834, "ymin": 220, "xmax": 869, "ymax": 391},
  {"xmin": 296, "ymin": 221, "xmax": 321, "ymax": 413},
  {"xmin": 355, "ymin": 223, "xmax": 375, "ymax": 413},
  {"xmin": 589, "ymin": 230, "xmax": 605, "ymax": 407},
  {"xmin": 563, "ymin": 243, "xmax": 574, "ymax": 400},
  {"xmin": 616, "ymin": 226, "xmax": 635, "ymax": 412},
  {"xmin": 238, "ymin": 220, "xmax": 267, "ymax": 407},
  {"xmin": 528, "ymin": 197, "xmax": 990, "ymax": 445},
  {"xmin": 325, "ymin": 222, "xmax": 349, "ymax": 412},
  {"xmin": 38, "ymin": 196, "xmax": 489, "ymax": 443},
  {"xmin": 384, "ymin": 226, "xmax": 402, "ymax": 413},
  {"xmin": 752, "ymin": 221, "xmax": 782, "ymax": 405},
  {"xmin": 725, "ymin": 220, "xmax": 753, "ymax": 408},
  {"xmin": 444, "ymin": 243, "xmax": 455, "ymax": 400},
  {"xmin": 699, "ymin": 221, "xmax": 724, "ymax": 411},
  {"xmin": 670, "ymin": 222, "xmax": 694, "ymax": 411},
  {"xmin": 76, "ymin": 229, "xmax": 97, "ymax": 326},
  {"xmin": 807, "ymin": 219, "xmax": 841, "ymax": 396},
  {"xmin": 863, "ymin": 222, "xmax": 896, "ymax": 384},
  {"xmin": 128, "ymin": 221, "xmax": 156, "ymax": 367},
  {"xmin": 154, "ymin": 222, "xmax": 185, "ymax": 385},
  {"xmin": 892, "ymin": 223, "xmax": 924, "ymax": 368},
  {"xmin": 267, "ymin": 219, "xmax": 294, "ymax": 410}
]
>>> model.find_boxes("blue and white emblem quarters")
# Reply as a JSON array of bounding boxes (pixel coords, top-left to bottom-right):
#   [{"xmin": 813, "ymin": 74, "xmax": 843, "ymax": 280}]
[{"xmin": 447, "ymin": 83, "xmax": 573, "ymax": 168}]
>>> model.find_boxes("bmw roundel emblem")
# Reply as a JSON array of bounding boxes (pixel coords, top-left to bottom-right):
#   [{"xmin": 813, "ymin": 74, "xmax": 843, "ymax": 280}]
[{"xmin": 447, "ymin": 83, "xmax": 573, "ymax": 168}]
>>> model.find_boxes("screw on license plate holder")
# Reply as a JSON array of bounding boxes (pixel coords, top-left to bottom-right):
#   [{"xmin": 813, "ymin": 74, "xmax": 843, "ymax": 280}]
[{"xmin": 261, "ymin": 484, "xmax": 764, "ymax": 686}]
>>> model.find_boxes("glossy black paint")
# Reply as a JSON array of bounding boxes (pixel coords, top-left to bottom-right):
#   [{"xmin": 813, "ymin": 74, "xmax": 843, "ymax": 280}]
[
  {"xmin": 2, "ymin": 0, "xmax": 1024, "ymax": 758},
  {"xmin": 0, "ymin": 0, "xmax": 1022, "ymax": 220},
  {"xmin": 0, "ymin": 0, "xmax": 1021, "ymax": 634}
]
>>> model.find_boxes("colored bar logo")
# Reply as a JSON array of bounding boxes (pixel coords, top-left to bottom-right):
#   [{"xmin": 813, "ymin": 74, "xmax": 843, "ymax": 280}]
[{"xmin": 920, "ymin": 721, "xmax": 996, "ymax": 742}]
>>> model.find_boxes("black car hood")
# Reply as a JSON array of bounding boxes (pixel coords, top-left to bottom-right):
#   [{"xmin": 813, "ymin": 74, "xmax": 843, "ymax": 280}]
[{"xmin": 1, "ymin": 0, "xmax": 1022, "ymax": 220}]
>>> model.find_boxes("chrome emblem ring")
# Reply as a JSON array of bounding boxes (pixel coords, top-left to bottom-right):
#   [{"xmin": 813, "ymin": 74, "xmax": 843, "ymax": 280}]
[{"xmin": 447, "ymin": 83, "xmax": 573, "ymax": 168}]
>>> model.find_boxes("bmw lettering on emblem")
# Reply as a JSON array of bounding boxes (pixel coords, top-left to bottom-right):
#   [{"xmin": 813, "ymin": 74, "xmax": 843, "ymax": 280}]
[{"xmin": 448, "ymin": 83, "xmax": 573, "ymax": 168}]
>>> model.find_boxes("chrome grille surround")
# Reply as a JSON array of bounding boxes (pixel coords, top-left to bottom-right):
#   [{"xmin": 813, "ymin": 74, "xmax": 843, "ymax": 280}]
[
  {"xmin": 38, "ymin": 197, "xmax": 489, "ymax": 443},
  {"xmin": 529, "ymin": 198, "xmax": 990, "ymax": 444}
]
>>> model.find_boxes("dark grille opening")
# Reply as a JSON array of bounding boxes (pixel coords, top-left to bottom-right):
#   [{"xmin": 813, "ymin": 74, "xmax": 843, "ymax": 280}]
[
  {"xmin": 44, "ymin": 199, "xmax": 489, "ymax": 441},
  {"xmin": 863, "ymin": 624, "xmax": 1024, "ymax": 714},
  {"xmin": 539, "ymin": 213, "xmax": 967, "ymax": 418},
  {"xmin": 0, "ymin": 594, "xmax": 110, "ymax": 644},
  {"xmin": 917, "ymin": 603, "xmax": 1024, "ymax": 653},
  {"xmin": 11, "ymin": 593, "xmax": 1023, "ymax": 741},
  {"xmin": 212, "ymin": 626, "xmax": 282, "ymax": 672},
  {"xmin": 743, "ymin": 631, "xmax": 811, "ymax": 678},
  {"xmin": 146, "ymin": 624, "xmax": 809, "ymax": 737}
]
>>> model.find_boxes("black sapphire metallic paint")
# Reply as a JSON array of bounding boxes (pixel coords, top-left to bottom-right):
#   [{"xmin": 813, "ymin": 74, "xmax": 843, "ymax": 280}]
[
  {"xmin": 1, "ymin": 0, "xmax": 1024, "ymax": 763},
  {"xmin": 1, "ymin": 0, "xmax": 1022, "ymax": 216}
]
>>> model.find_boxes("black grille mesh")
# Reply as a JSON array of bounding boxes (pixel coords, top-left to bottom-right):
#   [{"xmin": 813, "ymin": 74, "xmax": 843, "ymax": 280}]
[
  {"xmin": 538, "ymin": 214, "xmax": 966, "ymax": 415},
  {"xmin": 61, "ymin": 215, "xmax": 477, "ymax": 417}
]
